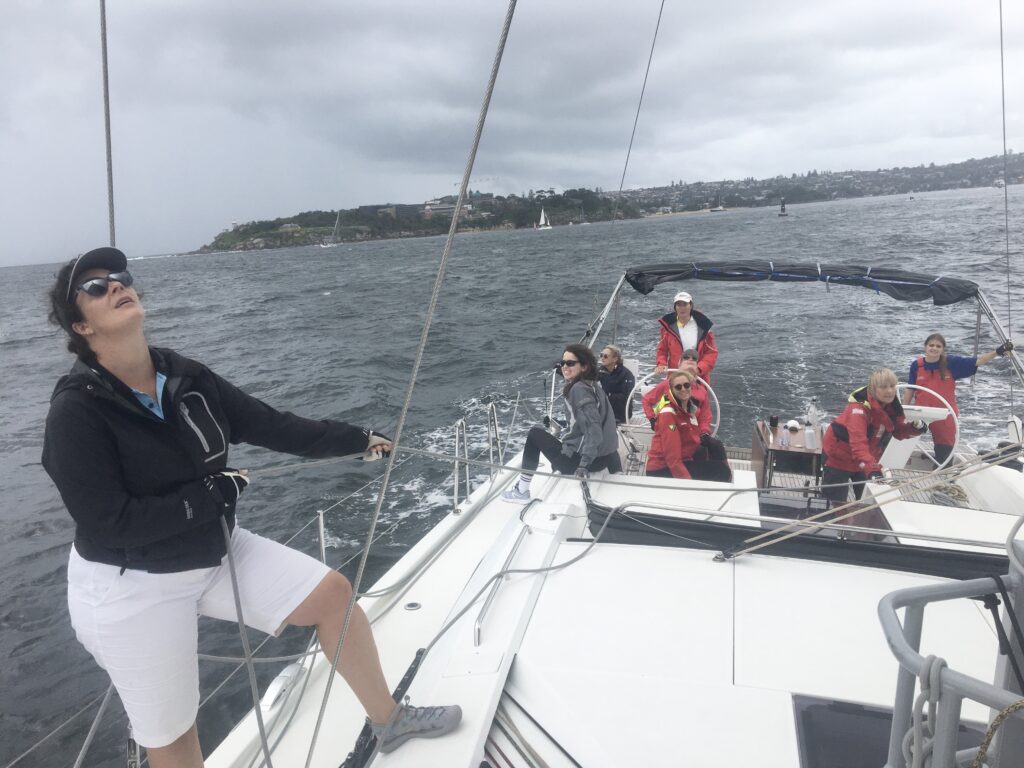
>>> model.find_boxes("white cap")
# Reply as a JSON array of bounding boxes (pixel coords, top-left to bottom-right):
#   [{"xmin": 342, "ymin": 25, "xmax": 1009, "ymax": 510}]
[
  {"xmin": 673, "ymin": 291, "xmax": 693, "ymax": 305},
  {"xmin": 785, "ymin": 419, "xmax": 801, "ymax": 431}
]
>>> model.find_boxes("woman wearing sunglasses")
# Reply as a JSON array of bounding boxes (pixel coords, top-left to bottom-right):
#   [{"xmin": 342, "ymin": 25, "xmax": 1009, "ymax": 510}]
[
  {"xmin": 641, "ymin": 349, "xmax": 711, "ymax": 432},
  {"xmin": 645, "ymin": 370, "xmax": 731, "ymax": 482},
  {"xmin": 42, "ymin": 248, "xmax": 460, "ymax": 766},
  {"xmin": 502, "ymin": 344, "xmax": 620, "ymax": 503},
  {"xmin": 597, "ymin": 344, "xmax": 635, "ymax": 423}
]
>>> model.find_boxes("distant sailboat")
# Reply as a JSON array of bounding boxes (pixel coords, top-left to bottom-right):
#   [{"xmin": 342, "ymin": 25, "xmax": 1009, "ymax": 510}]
[
  {"xmin": 319, "ymin": 211, "xmax": 342, "ymax": 247},
  {"xmin": 778, "ymin": 197, "xmax": 788, "ymax": 217},
  {"xmin": 537, "ymin": 207, "xmax": 553, "ymax": 230},
  {"xmin": 709, "ymin": 193, "xmax": 726, "ymax": 212}
]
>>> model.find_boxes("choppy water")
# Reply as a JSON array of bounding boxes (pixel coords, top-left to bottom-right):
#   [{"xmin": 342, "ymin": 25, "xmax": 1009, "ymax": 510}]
[{"xmin": 1, "ymin": 186, "xmax": 1022, "ymax": 766}]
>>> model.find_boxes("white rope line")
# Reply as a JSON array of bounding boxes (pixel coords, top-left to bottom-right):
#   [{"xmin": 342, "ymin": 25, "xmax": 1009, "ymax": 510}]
[
  {"xmin": 998, "ymin": 0, "xmax": 1015, "ymax": 414},
  {"xmin": 98, "ymin": 0, "xmax": 116, "ymax": 246},
  {"xmin": 611, "ymin": 0, "xmax": 666, "ymax": 222},
  {"xmin": 303, "ymin": 4, "xmax": 519, "ymax": 764}
]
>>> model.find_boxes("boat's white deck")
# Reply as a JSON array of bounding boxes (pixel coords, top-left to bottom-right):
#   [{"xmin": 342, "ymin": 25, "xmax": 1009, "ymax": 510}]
[
  {"xmin": 502, "ymin": 541, "xmax": 996, "ymax": 767},
  {"xmin": 207, "ymin": 459, "xmax": 1013, "ymax": 768}
]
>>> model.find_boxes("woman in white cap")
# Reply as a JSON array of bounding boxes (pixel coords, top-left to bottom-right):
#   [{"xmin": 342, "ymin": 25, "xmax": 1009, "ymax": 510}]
[
  {"xmin": 653, "ymin": 290, "xmax": 718, "ymax": 381},
  {"xmin": 43, "ymin": 248, "xmax": 460, "ymax": 766}
]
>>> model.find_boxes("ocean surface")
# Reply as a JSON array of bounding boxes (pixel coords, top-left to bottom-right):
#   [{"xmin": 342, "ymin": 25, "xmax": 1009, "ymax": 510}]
[{"xmin": 1, "ymin": 186, "xmax": 1022, "ymax": 766}]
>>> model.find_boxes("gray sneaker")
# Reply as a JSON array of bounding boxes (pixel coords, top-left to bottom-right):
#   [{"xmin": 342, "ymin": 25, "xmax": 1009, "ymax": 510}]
[
  {"xmin": 370, "ymin": 703, "xmax": 463, "ymax": 754},
  {"xmin": 501, "ymin": 485, "xmax": 530, "ymax": 503}
]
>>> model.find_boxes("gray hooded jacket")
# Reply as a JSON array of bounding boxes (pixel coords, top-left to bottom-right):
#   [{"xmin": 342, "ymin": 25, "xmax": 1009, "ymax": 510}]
[{"xmin": 560, "ymin": 380, "xmax": 619, "ymax": 469}]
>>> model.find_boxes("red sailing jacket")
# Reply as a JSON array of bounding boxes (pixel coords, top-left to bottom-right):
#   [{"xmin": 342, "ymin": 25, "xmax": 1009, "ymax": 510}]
[
  {"xmin": 909, "ymin": 355, "xmax": 959, "ymax": 445},
  {"xmin": 645, "ymin": 396, "xmax": 703, "ymax": 479},
  {"xmin": 642, "ymin": 379, "xmax": 712, "ymax": 434},
  {"xmin": 823, "ymin": 386, "xmax": 922, "ymax": 475},
  {"xmin": 655, "ymin": 310, "xmax": 718, "ymax": 380}
]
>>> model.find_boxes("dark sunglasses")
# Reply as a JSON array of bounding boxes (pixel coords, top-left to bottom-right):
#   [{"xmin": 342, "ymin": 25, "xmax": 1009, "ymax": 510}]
[
  {"xmin": 557, "ymin": 359, "xmax": 581, "ymax": 368},
  {"xmin": 672, "ymin": 382, "xmax": 692, "ymax": 391},
  {"xmin": 74, "ymin": 271, "xmax": 134, "ymax": 299}
]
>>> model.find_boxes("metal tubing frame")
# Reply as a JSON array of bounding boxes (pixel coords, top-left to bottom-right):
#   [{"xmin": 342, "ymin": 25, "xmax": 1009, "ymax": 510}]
[
  {"xmin": 976, "ymin": 290, "xmax": 1024, "ymax": 386},
  {"xmin": 452, "ymin": 419, "xmax": 472, "ymax": 509},
  {"xmin": 879, "ymin": 573, "xmax": 1024, "ymax": 768},
  {"xmin": 579, "ymin": 273, "xmax": 628, "ymax": 349}
]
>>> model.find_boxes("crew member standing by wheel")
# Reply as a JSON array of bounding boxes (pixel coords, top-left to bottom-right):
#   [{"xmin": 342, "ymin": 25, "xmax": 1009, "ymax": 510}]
[
  {"xmin": 653, "ymin": 291, "xmax": 718, "ymax": 382},
  {"xmin": 903, "ymin": 333, "xmax": 1014, "ymax": 465}
]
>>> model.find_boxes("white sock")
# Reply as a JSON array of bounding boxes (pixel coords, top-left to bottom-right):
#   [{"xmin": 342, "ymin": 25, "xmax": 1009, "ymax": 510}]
[{"xmin": 517, "ymin": 474, "xmax": 532, "ymax": 492}]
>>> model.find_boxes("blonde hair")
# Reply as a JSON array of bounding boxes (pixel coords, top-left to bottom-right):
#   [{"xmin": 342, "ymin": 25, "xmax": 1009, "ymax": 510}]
[{"xmin": 868, "ymin": 367, "xmax": 897, "ymax": 396}]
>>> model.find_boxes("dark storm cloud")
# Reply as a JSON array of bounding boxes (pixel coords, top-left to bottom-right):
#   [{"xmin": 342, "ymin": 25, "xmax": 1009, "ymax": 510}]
[{"xmin": 1, "ymin": 0, "xmax": 1021, "ymax": 265}]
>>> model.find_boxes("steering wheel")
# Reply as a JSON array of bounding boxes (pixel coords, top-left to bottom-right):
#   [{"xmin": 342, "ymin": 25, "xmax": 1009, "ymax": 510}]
[
  {"xmin": 896, "ymin": 383, "xmax": 960, "ymax": 471},
  {"xmin": 627, "ymin": 368, "xmax": 720, "ymax": 436}
]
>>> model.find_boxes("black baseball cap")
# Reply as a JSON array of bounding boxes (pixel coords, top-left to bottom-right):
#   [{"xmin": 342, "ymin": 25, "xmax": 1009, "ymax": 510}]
[{"xmin": 65, "ymin": 247, "xmax": 128, "ymax": 303}]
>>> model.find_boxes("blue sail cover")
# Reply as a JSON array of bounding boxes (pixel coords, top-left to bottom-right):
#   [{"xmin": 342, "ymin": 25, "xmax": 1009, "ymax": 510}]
[{"xmin": 624, "ymin": 261, "xmax": 980, "ymax": 306}]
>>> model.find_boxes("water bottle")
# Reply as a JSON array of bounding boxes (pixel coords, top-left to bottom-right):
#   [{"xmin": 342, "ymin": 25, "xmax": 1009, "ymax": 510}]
[
  {"xmin": 805, "ymin": 397, "xmax": 820, "ymax": 450},
  {"xmin": 804, "ymin": 423, "xmax": 816, "ymax": 450}
]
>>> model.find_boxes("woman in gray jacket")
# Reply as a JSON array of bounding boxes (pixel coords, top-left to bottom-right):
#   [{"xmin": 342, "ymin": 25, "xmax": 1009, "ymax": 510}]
[{"xmin": 503, "ymin": 344, "xmax": 620, "ymax": 502}]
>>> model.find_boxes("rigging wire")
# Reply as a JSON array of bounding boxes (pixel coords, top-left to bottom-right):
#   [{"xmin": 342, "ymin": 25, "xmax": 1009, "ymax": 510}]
[
  {"xmin": 610, "ymin": 0, "xmax": 666, "ymax": 224},
  {"xmin": 99, "ymin": 0, "xmax": 116, "ymax": 246},
  {"xmin": 302, "ymin": 3, "xmax": 520, "ymax": 765},
  {"xmin": 998, "ymin": 0, "xmax": 1015, "ymax": 412}
]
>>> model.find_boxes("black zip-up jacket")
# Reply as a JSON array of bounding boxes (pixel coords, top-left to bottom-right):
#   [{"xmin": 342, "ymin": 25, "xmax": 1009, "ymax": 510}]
[{"xmin": 42, "ymin": 347, "xmax": 373, "ymax": 573}]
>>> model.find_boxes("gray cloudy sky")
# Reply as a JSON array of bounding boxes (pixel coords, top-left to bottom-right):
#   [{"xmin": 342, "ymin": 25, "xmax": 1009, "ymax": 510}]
[{"xmin": 2, "ymin": 1, "xmax": 1021, "ymax": 266}]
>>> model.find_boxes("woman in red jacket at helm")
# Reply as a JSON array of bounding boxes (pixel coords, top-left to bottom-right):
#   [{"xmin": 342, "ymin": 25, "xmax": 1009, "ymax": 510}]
[
  {"xmin": 653, "ymin": 291, "xmax": 718, "ymax": 381},
  {"xmin": 821, "ymin": 368, "xmax": 924, "ymax": 506},
  {"xmin": 902, "ymin": 332, "xmax": 1014, "ymax": 465}
]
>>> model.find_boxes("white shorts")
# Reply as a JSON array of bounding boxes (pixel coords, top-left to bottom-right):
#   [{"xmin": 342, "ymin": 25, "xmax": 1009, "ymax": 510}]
[{"xmin": 67, "ymin": 527, "xmax": 331, "ymax": 748}]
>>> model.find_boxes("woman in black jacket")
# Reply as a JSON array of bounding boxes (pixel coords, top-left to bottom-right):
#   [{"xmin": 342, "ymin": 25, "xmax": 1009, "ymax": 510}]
[
  {"xmin": 43, "ymin": 248, "xmax": 460, "ymax": 766},
  {"xmin": 598, "ymin": 344, "xmax": 635, "ymax": 423}
]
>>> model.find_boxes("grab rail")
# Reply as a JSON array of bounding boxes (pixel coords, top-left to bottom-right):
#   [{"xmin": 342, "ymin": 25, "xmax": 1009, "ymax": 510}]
[{"xmin": 474, "ymin": 514, "xmax": 534, "ymax": 646}]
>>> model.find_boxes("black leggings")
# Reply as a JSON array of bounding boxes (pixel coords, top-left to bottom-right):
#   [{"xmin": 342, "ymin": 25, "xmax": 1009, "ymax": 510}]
[
  {"xmin": 821, "ymin": 465, "xmax": 867, "ymax": 506},
  {"xmin": 522, "ymin": 426, "xmax": 620, "ymax": 474}
]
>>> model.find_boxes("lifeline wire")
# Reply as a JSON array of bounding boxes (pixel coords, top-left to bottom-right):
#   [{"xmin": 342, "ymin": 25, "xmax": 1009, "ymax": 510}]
[
  {"xmin": 611, "ymin": 0, "xmax": 666, "ymax": 224},
  {"xmin": 303, "ymin": 3, "xmax": 520, "ymax": 765}
]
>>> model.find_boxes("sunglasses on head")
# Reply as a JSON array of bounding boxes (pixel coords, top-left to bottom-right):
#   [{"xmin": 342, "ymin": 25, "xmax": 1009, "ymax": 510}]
[
  {"xmin": 557, "ymin": 359, "xmax": 580, "ymax": 368},
  {"xmin": 672, "ymin": 382, "xmax": 692, "ymax": 391},
  {"xmin": 74, "ymin": 271, "xmax": 134, "ymax": 299}
]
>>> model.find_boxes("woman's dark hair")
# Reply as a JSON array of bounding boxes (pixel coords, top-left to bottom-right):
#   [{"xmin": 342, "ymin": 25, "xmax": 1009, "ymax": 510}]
[
  {"xmin": 924, "ymin": 333, "xmax": 949, "ymax": 380},
  {"xmin": 562, "ymin": 343, "xmax": 598, "ymax": 396},
  {"xmin": 47, "ymin": 259, "xmax": 97, "ymax": 364}
]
